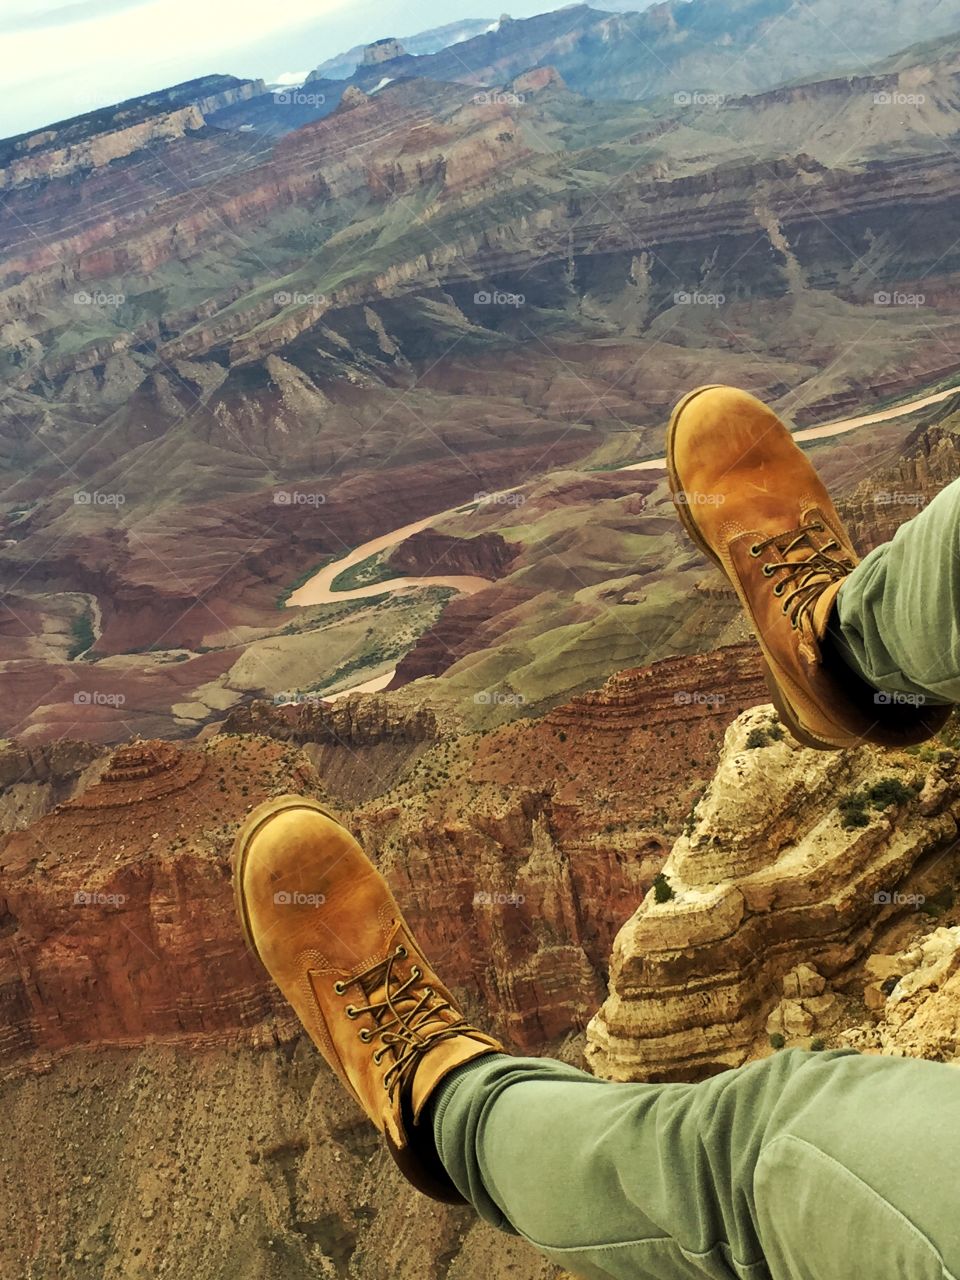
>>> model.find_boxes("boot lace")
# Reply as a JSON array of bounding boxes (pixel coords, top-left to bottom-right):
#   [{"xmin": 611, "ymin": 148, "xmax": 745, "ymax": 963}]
[
  {"xmin": 333, "ymin": 945, "xmax": 482, "ymax": 1102},
  {"xmin": 749, "ymin": 520, "xmax": 853, "ymax": 631}
]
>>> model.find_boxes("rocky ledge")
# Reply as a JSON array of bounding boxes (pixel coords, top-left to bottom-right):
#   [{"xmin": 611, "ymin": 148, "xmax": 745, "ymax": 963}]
[{"xmin": 586, "ymin": 705, "xmax": 960, "ymax": 1081}]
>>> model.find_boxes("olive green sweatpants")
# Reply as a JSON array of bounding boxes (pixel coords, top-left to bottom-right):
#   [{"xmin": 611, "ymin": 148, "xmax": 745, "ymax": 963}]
[
  {"xmin": 830, "ymin": 473, "xmax": 960, "ymax": 705},
  {"xmin": 430, "ymin": 1048, "xmax": 960, "ymax": 1280}
]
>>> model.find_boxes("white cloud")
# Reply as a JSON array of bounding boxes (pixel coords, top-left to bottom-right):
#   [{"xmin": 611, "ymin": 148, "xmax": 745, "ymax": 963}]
[{"xmin": 2, "ymin": 0, "xmax": 353, "ymax": 134}]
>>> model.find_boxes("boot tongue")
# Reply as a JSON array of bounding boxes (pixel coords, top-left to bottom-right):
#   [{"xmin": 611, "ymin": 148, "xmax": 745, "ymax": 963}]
[
  {"xmin": 810, "ymin": 577, "xmax": 846, "ymax": 642},
  {"xmin": 770, "ymin": 525, "xmax": 849, "ymax": 637}
]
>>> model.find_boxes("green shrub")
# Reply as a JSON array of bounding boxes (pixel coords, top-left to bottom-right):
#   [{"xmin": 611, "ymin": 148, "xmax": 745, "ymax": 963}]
[
  {"xmin": 652, "ymin": 872, "xmax": 675, "ymax": 904},
  {"xmin": 810, "ymin": 1037, "xmax": 826, "ymax": 1052},
  {"xmin": 769, "ymin": 1032, "xmax": 786, "ymax": 1050},
  {"xmin": 866, "ymin": 777, "xmax": 914, "ymax": 808},
  {"xmin": 745, "ymin": 728, "xmax": 769, "ymax": 749}
]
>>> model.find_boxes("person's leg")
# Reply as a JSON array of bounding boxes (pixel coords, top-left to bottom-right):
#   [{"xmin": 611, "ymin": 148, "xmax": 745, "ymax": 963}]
[
  {"xmin": 827, "ymin": 476, "xmax": 960, "ymax": 706},
  {"xmin": 666, "ymin": 385, "xmax": 950, "ymax": 749},
  {"xmin": 430, "ymin": 1048, "xmax": 960, "ymax": 1280}
]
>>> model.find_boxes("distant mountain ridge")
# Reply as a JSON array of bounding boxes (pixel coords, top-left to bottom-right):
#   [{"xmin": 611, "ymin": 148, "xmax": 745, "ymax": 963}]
[{"xmin": 310, "ymin": 17, "xmax": 499, "ymax": 82}]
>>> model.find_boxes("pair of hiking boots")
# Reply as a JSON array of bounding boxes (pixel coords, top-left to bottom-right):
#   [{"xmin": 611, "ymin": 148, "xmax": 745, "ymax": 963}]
[{"xmin": 233, "ymin": 386, "xmax": 948, "ymax": 1202}]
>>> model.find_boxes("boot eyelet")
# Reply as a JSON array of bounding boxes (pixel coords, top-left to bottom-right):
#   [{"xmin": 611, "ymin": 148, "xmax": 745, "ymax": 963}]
[
  {"xmin": 373, "ymin": 1049, "xmax": 384, "ymax": 1065},
  {"xmin": 395, "ymin": 945, "xmax": 407, "ymax": 958},
  {"xmin": 333, "ymin": 981, "xmax": 346, "ymax": 995},
  {"xmin": 411, "ymin": 966, "xmax": 421, "ymax": 979},
  {"xmin": 773, "ymin": 584, "xmax": 785, "ymax": 597},
  {"xmin": 345, "ymin": 1005, "xmax": 357, "ymax": 1019},
  {"xmin": 358, "ymin": 1029, "xmax": 372, "ymax": 1043},
  {"xmin": 762, "ymin": 565, "xmax": 774, "ymax": 577},
  {"xmin": 749, "ymin": 544, "xmax": 762, "ymax": 557}
]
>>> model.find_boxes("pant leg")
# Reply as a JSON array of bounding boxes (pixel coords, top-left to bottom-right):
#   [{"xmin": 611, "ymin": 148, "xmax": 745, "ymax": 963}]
[
  {"xmin": 429, "ymin": 1048, "xmax": 960, "ymax": 1280},
  {"xmin": 830, "ymin": 476, "xmax": 960, "ymax": 705}
]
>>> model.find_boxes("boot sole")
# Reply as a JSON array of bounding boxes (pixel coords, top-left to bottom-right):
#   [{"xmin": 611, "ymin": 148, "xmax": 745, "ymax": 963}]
[
  {"xmin": 231, "ymin": 793, "xmax": 341, "ymax": 965},
  {"xmin": 666, "ymin": 386, "xmax": 841, "ymax": 752}
]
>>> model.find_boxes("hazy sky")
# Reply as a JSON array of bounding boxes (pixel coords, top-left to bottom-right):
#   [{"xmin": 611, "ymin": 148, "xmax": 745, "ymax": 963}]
[{"xmin": 1, "ymin": 0, "xmax": 581, "ymax": 138}]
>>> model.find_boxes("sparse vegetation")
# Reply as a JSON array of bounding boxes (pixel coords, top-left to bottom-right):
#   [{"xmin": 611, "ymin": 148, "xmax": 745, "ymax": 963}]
[
  {"xmin": 329, "ymin": 550, "xmax": 395, "ymax": 593},
  {"xmin": 840, "ymin": 777, "xmax": 916, "ymax": 828},
  {"xmin": 652, "ymin": 872, "xmax": 675, "ymax": 903},
  {"xmin": 67, "ymin": 611, "xmax": 95, "ymax": 660},
  {"xmin": 769, "ymin": 1032, "xmax": 786, "ymax": 1050}
]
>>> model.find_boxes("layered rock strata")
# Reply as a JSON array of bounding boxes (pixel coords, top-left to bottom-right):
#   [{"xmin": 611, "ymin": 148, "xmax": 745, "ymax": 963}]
[{"xmin": 586, "ymin": 705, "xmax": 960, "ymax": 1080}]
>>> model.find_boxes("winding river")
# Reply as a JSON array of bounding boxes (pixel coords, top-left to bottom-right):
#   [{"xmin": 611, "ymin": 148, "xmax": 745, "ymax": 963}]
[{"xmin": 287, "ymin": 380, "xmax": 959, "ymax": 697}]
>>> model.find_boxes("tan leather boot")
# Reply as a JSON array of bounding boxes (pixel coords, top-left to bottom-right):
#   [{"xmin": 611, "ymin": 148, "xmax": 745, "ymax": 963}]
[
  {"xmin": 233, "ymin": 795, "xmax": 503, "ymax": 1201},
  {"xmin": 667, "ymin": 384, "xmax": 949, "ymax": 750}
]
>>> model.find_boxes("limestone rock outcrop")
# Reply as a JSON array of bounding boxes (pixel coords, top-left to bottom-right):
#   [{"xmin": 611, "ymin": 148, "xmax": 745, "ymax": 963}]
[
  {"xmin": 362, "ymin": 38, "xmax": 406, "ymax": 66},
  {"xmin": 586, "ymin": 705, "xmax": 960, "ymax": 1081},
  {"xmin": 221, "ymin": 694, "xmax": 438, "ymax": 745}
]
